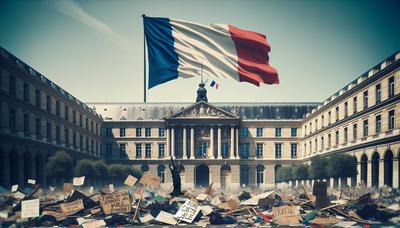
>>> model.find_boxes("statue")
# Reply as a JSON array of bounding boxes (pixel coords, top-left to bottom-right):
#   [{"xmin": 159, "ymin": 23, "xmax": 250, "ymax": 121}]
[
  {"xmin": 169, "ymin": 157, "xmax": 183, "ymax": 196},
  {"xmin": 196, "ymin": 81, "xmax": 208, "ymax": 102}
]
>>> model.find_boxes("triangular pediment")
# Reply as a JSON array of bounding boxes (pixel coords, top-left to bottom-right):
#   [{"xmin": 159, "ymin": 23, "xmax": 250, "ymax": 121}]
[{"xmin": 166, "ymin": 101, "xmax": 239, "ymax": 119}]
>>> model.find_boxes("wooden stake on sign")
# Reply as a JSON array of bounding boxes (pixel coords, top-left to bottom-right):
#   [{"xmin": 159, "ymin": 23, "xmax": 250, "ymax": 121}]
[
  {"xmin": 300, "ymin": 183, "xmax": 310, "ymax": 200},
  {"xmin": 132, "ymin": 189, "xmax": 144, "ymax": 222}
]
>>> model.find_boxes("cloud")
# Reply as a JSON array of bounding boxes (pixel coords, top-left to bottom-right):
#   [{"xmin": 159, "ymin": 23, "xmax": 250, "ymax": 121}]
[{"xmin": 55, "ymin": 0, "xmax": 131, "ymax": 51}]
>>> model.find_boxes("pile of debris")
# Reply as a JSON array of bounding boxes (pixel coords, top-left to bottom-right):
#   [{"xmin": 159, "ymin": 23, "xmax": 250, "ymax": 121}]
[{"xmin": 0, "ymin": 175, "xmax": 399, "ymax": 227}]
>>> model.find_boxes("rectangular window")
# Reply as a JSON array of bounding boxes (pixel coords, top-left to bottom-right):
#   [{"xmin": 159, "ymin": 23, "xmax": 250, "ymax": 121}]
[
  {"xmin": 73, "ymin": 111, "xmax": 76, "ymax": 124},
  {"xmin": 275, "ymin": 128, "xmax": 282, "ymax": 137},
  {"xmin": 198, "ymin": 143, "xmax": 207, "ymax": 158},
  {"xmin": 56, "ymin": 101, "xmax": 60, "ymax": 116},
  {"xmin": 120, "ymin": 144, "xmax": 126, "ymax": 159},
  {"xmin": 158, "ymin": 144, "xmax": 165, "ymax": 158},
  {"xmin": 375, "ymin": 84, "xmax": 381, "ymax": 103},
  {"xmin": 222, "ymin": 143, "xmax": 229, "ymax": 158},
  {"xmin": 79, "ymin": 114, "xmax": 83, "ymax": 127},
  {"xmin": 315, "ymin": 119, "xmax": 318, "ymax": 130},
  {"xmin": 145, "ymin": 128, "xmax": 151, "ymax": 137},
  {"xmin": 120, "ymin": 128, "xmax": 126, "ymax": 137},
  {"xmin": 56, "ymin": 126, "xmax": 61, "ymax": 145},
  {"xmin": 158, "ymin": 128, "xmax": 165, "ymax": 137},
  {"xmin": 145, "ymin": 143, "xmax": 151, "ymax": 158},
  {"xmin": 328, "ymin": 134, "xmax": 331, "ymax": 147},
  {"xmin": 321, "ymin": 136, "xmax": 324, "ymax": 150},
  {"xmin": 91, "ymin": 121, "xmax": 94, "ymax": 132},
  {"xmin": 241, "ymin": 128, "xmax": 249, "ymax": 137},
  {"xmin": 46, "ymin": 122, "xmax": 52, "ymax": 141},
  {"xmin": 35, "ymin": 89, "xmax": 41, "ymax": 107},
  {"xmin": 65, "ymin": 128, "xmax": 69, "ymax": 146},
  {"xmin": 256, "ymin": 143, "xmax": 263, "ymax": 158},
  {"xmin": 304, "ymin": 125, "xmax": 307, "ymax": 136},
  {"xmin": 375, "ymin": 115, "xmax": 381, "ymax": 134},
  {"xmin": 106, "ymin": 127, "xmax": 112, "ymax": 136},
  {"xmin": 291, "ymin": 128, "xmax": 297, "ymax": 137},
  {"xmin": 86, "ymin": 137, "xmax": 89, "ymax": 152},
  {"xmin": 46, "ymin": 96, "xmax": 51, "ymax": 112},
  {"xmin": 136, "ymin": 144, "xmax": 142, "ymax": 158},
  {"xmin": 136, "ymin": 128, "xmax": 142, "ymax": 137},
  {"xmin": 275, "ymin": 143, "xmax": 282, "ymax": 158},
  {"xmin": 79, "ymin": 135, "xmax": 83, "ymax": 150},
  {"xmin": 328, "ymin": 111, "xmax": 331, "ymax": 125},
  {"xmin": 85, "ymin": 117, "xmax": 89, "ymax": 129},
  {"xmin": 344, "ymin": 127, "xmax": 348, "ymax": 142},
  {"xmin": 23, "ymin": 114, "xmax": 30, "ymax": 136},
  {"xmin": 335, "ymin": 106, "xmax": 339, "ymax": 122},
  {"xmin": 73, "ymin": 132, "xmax": 76, "ymax": 147},
  {"xmin": 256, "ymin": 128, "xmax": 263, "ymax": 137},
  {"xmin": 106, "ymin": 143, "xmax": 112, "ymax": 159},
  {"xmin": 363, "ymin": 119, "xmax": 369, "ymax": 137},
  {"xmin": 240, "ymin": 143, "xmax": 249, "ymax": 159},
  {"xmin": 335, "ymin": 130, "xmax": 339, "ymax": 145},
  {"xmin": 315, "ymin": 138, "xmax": 317, "ymax": 152},
  {"xmin": 6, "ymin": 101, "xmax": 15, "ymax": 125},
  {"xmin": 23, "ymin": 83, "xmax": 29, "ymax": 102},
  {"xmin": 9, "ymin": 75, "xmax": 16, "ymax": 96},
  {"xmin": 64, "ymin": 106, "xmax": 69, "ymax": 121},
  {"xmin": 389, "ymin": 76, "xmax": 395, "ymax": 97},
  {"xmin": 353, "ymin": 123, "xmax": 358, "ymax": 140},
  {"xmin": 344, "ymin": 102, "xmax": 348, "ymax": 117},
  {"xmin": 291, "ymin": 144, "xmax": 297, "ymax": 158},
  {"xmin": 353, "ymin": 96, "xmax": 358, "ymax": 114},
  {"xmin": 35, "ymin": 118, "xmax": 41, "ymax": 139},
  {"xmin": 389, "ymin": 110, "xmax": 395, "ymax": 130},
  {"xmin": 363, "ymin": 91, "xmax": 368, "ymax": 109}
]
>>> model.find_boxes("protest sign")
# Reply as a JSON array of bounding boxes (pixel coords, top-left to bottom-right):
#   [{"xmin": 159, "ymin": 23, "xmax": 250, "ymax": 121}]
[
  {"xmin": 73, "ymin": 176, "xmax": 85, "ymax": 186},
  {"xmin": 27, "ymin": 179, "xmax": 36, "ymax": 185},
  {"xmin": 109, "ymin": 184, "xmax": 114, "ymax": 192},
  {"xmin": 60, "ymin": 199, "xmax": 84, "ymax": 215},
  {"xmin": 155, "ymin": 211, "xmax": 177, "ymax": 225},
  {"xmin": 63, "ymin": 183, "xmax": 73, "ymax": 194},
  {"xmin": 82, "ymin": 219, "xmax": 106, "ymax": 228},
  {"xmin": 139, "ymin": 214, "xmax": 154, "ymax": 223},
  {"xmin": 42, "ymin": 211, "xmax": 66, "ymax": 221},
  {"xmin": 99, "ymin": 191, "xmax": 132, "ymax": 214},
  {"xmin": 139, "ymin": 173, "xmax": 161, "ymax": 188},
  {"xmin": 14, "ymin": 191, "xmax": 25, "ymax": 200},
  {"xmin": 200, "ymin": 205, "xmax": 213, "ymax": 216},
  {"xmin": 174, "ymin": 200, "xmax": 201, "ymax": 223},
  {"xmin": 124, "ymin": 175, "xmax": 137, "ymax": 187},
  {"xmin": 272, "ymin": 205, "xmax": 300, "ymax": 219},
  {"xmin": 11, "ymin": 185, "xmax": 18, "ymax": 193},
  {"xmin": 88, "ymin": 186, "xmax": 94, "ymax": 195},
  {"xmin": 21, "ymin": 199, "xmax": 40, "ymax": 219},
  {"xmin": 195, "ymin": 193, "xmax": 208, "ymax": 201}
]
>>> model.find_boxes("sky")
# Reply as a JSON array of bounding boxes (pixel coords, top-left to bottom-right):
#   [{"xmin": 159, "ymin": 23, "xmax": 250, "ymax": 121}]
[{"xmin": 0, "ymin": 0, "xmax": 399, "ymax": 103}]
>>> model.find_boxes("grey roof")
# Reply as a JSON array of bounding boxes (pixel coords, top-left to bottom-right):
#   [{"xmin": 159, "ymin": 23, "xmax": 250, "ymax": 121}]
[{"xmin": 87, "ymin": 102, "xmax": 320, "ymax": 121}]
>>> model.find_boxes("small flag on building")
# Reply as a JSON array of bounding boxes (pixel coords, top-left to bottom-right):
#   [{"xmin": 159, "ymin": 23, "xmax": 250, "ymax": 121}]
[{"xmin": 210, "ymin": 80, "xmax": 219, "ymax": 89}]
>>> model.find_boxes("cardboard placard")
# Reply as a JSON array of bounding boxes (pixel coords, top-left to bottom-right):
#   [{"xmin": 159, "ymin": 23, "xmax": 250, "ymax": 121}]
[
  {"xmin": 63, "ymin": 183, "xmax": 73, "ymax": 194},
  {"xmin": 82, "ymin": 219, "xmax": 106, "ymax": 228},
  {"xmin": 240, "ymin": 191, "xmax": 275, "ymax": 206},
  {"xmin": 88, "ymin": 186, "xmax": 94, "ymax": 195},
  {"xmin": 139, "ymin": 214, "xmax": 154, "ymax": 223},
  {"xmin": 272, "ymin": 205, "xmax": 300, "ymax": 219},
  {"xmin": 275, "ymin": 214, "xmax": 302, "ymax": 225},
  {"xmin": 73, "ymin": 176, "xmax": 85, "ymax": 186},
  {"xmin": 11, "ymin": 184, "xmax": 18, "ymax": 193},
  {"xmin": 174, "ymin": 200, "xmax": 201, "ymax": 223},
  {"xmin": 27, "ymin": 179, "xmax": 36, "ymax": 185},
  {"xmin": 109, "ymin": 184, "xmax": 114, "ymax": 192},
  {"xmin": 42, "ymin": 211, "xmax": 66, "ymax": 221},
  {"xmin": 21, "ymin": 199, "xmax": 40, "ymax": 219},
  {"xmin": 195, "ymin": 193, "xmax": 208, "ymax": 201},
  {"xmin": 60, "ymin": 199, "xmax": 84, "ymax": 215},
  {"xmin": 124, "ymin": 175, "xmax": 138, "ymax": 187},
  {"xmin": 200, "ymin": 205, "xmax": 213, "ymax": 216},
  {"xmin": 139, "ymin": 173, "xmax": 161, "ymax": 188},
  {"xmin": 219, "ymin": 199, "xmax": 239, "ymax": 211},
  {"xmin": 99, "ymin": 191, "xmax": 132, "ymax": 214},
  {"xmin": 14, "ymin": 191, "xmax": 25, "ymax": 200},
  {"xmin": 155, "ymin": 211, "xmax": 177, "ymax": 225}
]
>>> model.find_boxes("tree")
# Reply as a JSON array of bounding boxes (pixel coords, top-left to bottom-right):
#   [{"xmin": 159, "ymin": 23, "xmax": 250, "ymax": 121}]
[
  {"xmin": 281, "ymin": 166, "xmax": 293, "ymax": 182},
  {"xmin": 310, "ymin": 156, "xmax": 329, "ymax": 179},
  {"xmin": 125, "ymin": 166, "xmax": 143, "ymax": 179},
  {"xmin": 292, "ymin": 164, "xmax": 309, "ymax": 180},
  {"xmin": 93, "ymin": 160, "xmax": 109, "ymax": 180},
  {"xmin": 276, "ymin": 167, "xmax": 283, "ymax": 183},
  {"xmin": 327, "ymin": 154, "xmax": 357, "ymax": 178},
  {"xmin": 46, "ymin": 151, "xmax": 74, "ymax": 181},
  {"xmin": 74, "ymin": 159, "xmax": 95, "ymax": 179},
  {"xmin": 108, "ymin": 164, "xmax": 128, "ymax": 184}
]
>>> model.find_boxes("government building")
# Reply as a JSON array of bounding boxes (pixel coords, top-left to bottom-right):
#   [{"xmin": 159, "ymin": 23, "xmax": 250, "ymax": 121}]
[{"xmin": 0, "ymin": 46, "xmax": 399, "ymax": 189}]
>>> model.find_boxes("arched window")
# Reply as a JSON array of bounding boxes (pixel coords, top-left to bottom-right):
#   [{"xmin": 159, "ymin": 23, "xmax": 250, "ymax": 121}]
[
  {"xmin": 240, "ymin": 165, "xmax": 249, "ymax": 187},
  {"xmin": 141, "ymin": 164, "xmax": 149, "ymax": 173},
  {"xmin": 157, "ymin": 165, "xmax": 166, "ymax": 183},
  {"xmin": 256, "ymin": 165, "xmax": 265, "ymax": 185}
]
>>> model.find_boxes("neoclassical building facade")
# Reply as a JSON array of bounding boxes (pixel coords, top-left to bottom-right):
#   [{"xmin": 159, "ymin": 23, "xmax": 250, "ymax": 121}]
[{"xmin": 0, "ymin": 46, "xmax": 399, "ymax": 189}]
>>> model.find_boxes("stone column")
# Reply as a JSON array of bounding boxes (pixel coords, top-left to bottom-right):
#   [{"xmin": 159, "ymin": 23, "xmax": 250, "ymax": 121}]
[
  {"xmin": 184, "ymin": 165, "xmax": 195, "ymax": 188},
  {"xmin": 209, "ymin": 127, "xmax": 214, "ymax": 159},
  {"xmin": 166, "ymin": 128, "xmax": 170, "ymax": 159},
  {"xmin": 2, "ymin": 151, "xmax": 10, "ymax": 187},
  {"xmin": 235, "ymin": 128, "xmax": 239, "ymax": 158},
  {"xmin": 183, "ymin": 127, "xmax": 187, "ymax": 159},
  {"xmin": 329, "ymin": 178, "xmax": 334, "ymax": 189},
  {"xmin": 230, "ymin": 165, "xmax": 240, "ymax": 188},
  {"xmin": 217, "ymin": 127, "xmax": 222, "ymax": 159},
  {"xmin": 367, "ymin": 161, "xmax": 372, "ymax": 188},
  {"xmin": 230, "ymin": 126, "xmax": 235, "ymax": 159},
  {"xmin": 141, "ymin": 143, "xmax": 145, "ymax": 159},
  {"xmin": 190, "ymin": 127, "xmax": 195, "ymax": 159},
  {"xmin": 209, "ymin": 165, "xmax": 221, "ymax": 188},
  {"xmin": 357, "ymin": 162, "xmax": 361, "ymax": 186},
  {"xmin": 393, "ymin": 158, "xmax": 399, "ymax": 188},
  {"xmin": 248, "ymin": 165, "xmax": 256, "ymax": 187},
  {"xmin": 379, "ymin": 159, "xmax": 384, "ymax": 188},
  {"xmin": 171, "ymin": 128, "xmax": 175, "ymax": 159}
]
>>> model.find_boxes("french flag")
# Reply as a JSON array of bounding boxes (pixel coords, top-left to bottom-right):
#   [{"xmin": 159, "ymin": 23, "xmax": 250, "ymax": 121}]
[{"xmin": 143, "ymin": 16, "xmax": 279, "ymax": 89}]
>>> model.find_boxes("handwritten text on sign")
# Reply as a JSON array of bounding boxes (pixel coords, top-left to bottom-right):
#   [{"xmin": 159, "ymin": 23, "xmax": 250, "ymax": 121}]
[
  {"xmin": 174, "ymin": 200, "xmax": 201, "ymax": 223},
  {"xmin": 99, "ymin": 191, "xmax": 132, "ymax": 214},
  {"xmin": 60, "ymin": 199, "xmax": 84, "ymax": 215}
]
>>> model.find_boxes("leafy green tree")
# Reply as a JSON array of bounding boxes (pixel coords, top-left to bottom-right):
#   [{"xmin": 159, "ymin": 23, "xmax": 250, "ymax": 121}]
[
  {"xmin": 281, "ymin": 166, "xmax": 293, "ymax": 182},
  {"xmin": 74, "ymin": 159, "xmax": 95, "ymax": 179},
  {"xmin": 275, "ymin": 167, "xmax": 283, "ymax": 183},
  {"xmin": 310, "ymin": 156, "xmax": 329, "ymax": 179},
  {"xmin": 46, "ymin": 151, "xmax": 74, "ymax": 180},
  {"xmin": 327, "ymin": 154, "xmax": 357, "ymax": 178},
  {"xmin": 292, "ymin": 164, "xmax": 309, "ymax": 180},
  {"xmin": 108, "ymin": 164, "xmax": 127, "ymax": 183},
  {"xmin": 93, "ymin": 160, "xmax": 109, "ymax": 180}
]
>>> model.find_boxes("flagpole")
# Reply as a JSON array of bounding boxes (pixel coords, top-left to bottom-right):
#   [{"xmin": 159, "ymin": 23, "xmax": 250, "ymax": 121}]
[{"xmin": 142, "ymin": 14, "xmax": 147, "ymax": 103}]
